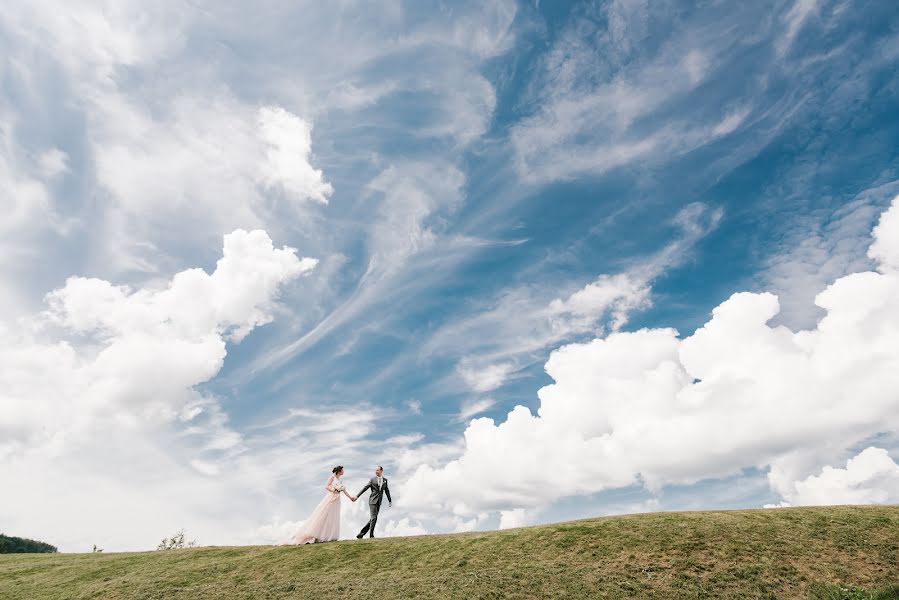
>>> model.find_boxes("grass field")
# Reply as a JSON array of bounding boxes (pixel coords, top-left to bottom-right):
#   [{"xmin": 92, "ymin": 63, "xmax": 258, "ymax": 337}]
[{"xmin": 1, "ymin": 505, "xmax": 897, "ymax": 599}]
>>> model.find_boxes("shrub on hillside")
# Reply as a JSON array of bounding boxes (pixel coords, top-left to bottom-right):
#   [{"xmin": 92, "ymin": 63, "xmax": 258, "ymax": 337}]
[
  {"xmin": 156, "ymin": 529, "xmax": 196, "ymax": 550},
  {"xmin": 0, "ymin": 534, "xmax": 57, "ymax": 554}
]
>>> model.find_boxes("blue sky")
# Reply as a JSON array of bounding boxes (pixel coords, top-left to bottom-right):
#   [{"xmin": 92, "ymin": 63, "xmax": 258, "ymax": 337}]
[{"xmin": 3, "ymin": 0, "xmax": 899, "ymax": 551}]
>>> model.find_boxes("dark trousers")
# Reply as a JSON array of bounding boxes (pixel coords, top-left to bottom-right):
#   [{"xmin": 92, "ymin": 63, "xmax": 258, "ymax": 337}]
[{"xmin": 358, "ymin": 502, "xmax": 381, "ymax": 537}]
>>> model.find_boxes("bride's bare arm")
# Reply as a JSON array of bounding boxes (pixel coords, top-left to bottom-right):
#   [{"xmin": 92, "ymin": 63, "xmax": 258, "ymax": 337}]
[{"xmin": 325, "ymin": 475, "xmax": 335, "ymax": 492}]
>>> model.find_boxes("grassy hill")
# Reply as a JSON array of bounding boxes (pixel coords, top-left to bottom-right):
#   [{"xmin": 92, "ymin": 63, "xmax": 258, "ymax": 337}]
[{"xmin": 1, "ymin": 506, "xmax": 897, "ymax": 599}]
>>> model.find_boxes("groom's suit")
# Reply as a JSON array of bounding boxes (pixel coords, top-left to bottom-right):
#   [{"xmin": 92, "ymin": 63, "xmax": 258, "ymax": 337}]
[{"xmin": 356, "ymin": 476, "xmax": 391, "ymax": 538}]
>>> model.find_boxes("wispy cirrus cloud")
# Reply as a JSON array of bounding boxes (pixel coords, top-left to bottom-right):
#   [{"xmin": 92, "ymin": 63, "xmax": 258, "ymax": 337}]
[
  {"xmin": 419, "ymin": 202, "xmax": 722, "ymax": 395},
  {"xmin": 506, "ymin": 0, "xmax": 857, "ymax": 187}
]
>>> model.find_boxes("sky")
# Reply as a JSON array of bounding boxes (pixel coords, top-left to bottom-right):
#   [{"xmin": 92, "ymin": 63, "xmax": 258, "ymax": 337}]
[{"xmin": 2, "ymin": 0, "xmax": 899, "ymax": 552}]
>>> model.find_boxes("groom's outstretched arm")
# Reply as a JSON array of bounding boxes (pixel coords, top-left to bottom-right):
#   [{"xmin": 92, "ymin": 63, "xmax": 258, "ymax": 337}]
[{"xmin": 357, "ymin": 481, "xmax": 371, "ymax": 497}]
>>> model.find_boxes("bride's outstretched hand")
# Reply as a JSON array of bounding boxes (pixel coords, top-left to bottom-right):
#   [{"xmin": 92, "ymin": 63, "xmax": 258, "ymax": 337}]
[{"xmin": 352, "ymin": 495, "xmax": 358, "ymax": 502}]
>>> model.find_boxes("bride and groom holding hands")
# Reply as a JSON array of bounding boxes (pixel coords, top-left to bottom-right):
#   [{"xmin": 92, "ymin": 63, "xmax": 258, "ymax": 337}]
[{"xmin": 288, "ymin": 465, "xmax": 392, "ymax": 545}]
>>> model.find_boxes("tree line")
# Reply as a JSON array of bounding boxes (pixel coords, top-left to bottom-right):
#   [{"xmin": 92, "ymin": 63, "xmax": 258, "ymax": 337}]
[{"xmin": 0, "ymin": 534, "xmax": 57, "ymax": 554}]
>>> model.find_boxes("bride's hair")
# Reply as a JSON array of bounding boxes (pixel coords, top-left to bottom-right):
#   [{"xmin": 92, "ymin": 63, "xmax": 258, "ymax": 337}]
[{"xmin": 332, "ymin": 465, "xmax": 343, "ymax": 475}]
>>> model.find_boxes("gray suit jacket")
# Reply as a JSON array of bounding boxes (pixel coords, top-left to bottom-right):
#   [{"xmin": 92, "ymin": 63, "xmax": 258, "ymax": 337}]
[{"xmin": 357, "ymin": 476, "xmax": 391, "ymax": 506}]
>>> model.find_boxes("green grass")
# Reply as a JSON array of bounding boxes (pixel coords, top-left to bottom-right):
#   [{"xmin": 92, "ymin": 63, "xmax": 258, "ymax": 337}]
[{"xmin": 2, "ymin": 506, "xmax": 898, "ymax": 599}]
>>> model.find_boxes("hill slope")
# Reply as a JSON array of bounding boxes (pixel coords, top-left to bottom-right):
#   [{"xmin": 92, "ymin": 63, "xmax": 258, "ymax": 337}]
[{"xmin": 1, "ymin": 506, "xmax": 897, "ymax": 599}]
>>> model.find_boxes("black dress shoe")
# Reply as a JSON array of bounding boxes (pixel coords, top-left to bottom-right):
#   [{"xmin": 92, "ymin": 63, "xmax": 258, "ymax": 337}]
[{"xmin": 356, "ymin": 533, "xmax": 364, "ymax": 539}]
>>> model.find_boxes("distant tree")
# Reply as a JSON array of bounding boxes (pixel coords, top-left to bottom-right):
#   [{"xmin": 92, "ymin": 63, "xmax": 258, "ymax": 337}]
[
  {"xmin": 0, "ymin": 534, "xmax": 57, "ymax": 554},
  {"xmin": 156, "ymin": 529, "xmax": 196, "ymax": 551}
]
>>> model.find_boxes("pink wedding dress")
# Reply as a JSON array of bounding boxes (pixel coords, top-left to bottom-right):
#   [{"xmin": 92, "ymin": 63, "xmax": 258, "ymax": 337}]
[{"xmin": 288, "ymin": 474, "xmax": 347, "ymax": 544}]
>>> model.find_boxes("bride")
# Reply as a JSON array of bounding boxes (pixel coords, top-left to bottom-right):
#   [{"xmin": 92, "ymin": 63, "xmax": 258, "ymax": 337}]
[{"xmin": 288, "ymin": 466, "xmax": 357, "ymax": 544}]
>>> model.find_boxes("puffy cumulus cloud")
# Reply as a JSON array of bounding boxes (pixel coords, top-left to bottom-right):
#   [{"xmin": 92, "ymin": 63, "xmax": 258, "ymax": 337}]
[
  {"xmin": 0, "ymin": 228, "xmax": 314, "ymax": 465},
  {"xmin": 499, "ymin": 508, "xmax": 537, "ymax": 530},
  {"xmin": 397, "ymin": 196, "xmax": 899, "ymax": 525},
  {"xmin": 257, "ymin": 106, "xmax": 333, "ymax": 204},
  {"xmin": 254, "ymin": 493, "xmax": 397, "ymax": 545},
  {"xmin": 869, "ymin": 195, "xmax": 899, "ymax": 271},
  {"xmin": 380, "ymin": 517, "xmax": 430, "ymax": 538},
  {"xmin": 0, "ymin": 229, "xmax": 332, "ymax": 550},
  {"xmin": 247, "ymin": 517, "xmax": 307, "ymax": 546},
  {"xmin": 773, "ymin": 447, "xmax": 899, "ymax": 506}
]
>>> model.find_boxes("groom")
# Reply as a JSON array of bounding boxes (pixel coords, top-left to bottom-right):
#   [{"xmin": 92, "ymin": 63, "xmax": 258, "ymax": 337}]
[{"xmin": 356, "ymin": 466, "xmax": 391, "ymax": 539}]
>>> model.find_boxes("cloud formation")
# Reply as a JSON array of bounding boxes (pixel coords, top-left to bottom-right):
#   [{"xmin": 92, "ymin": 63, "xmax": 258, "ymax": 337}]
[
  {"xmin": 398, "ymin": 196, "xmax": 899, "ymax": 523},
  {"xmin": 258, "ymin": 106, "xmax": 334, "ymax": 204},
  {"xmin": 0, "ymin": 230, "xmax": 317, "ymax": 549},
  {"xmin": 1, "ymin": 229, "xmax": 314, "ymax": 455},
  {"xmin": 772, "ymin": 447, "xmax": 899, "ymax": 506},
  {"xmin": 418, "ymin": 202, "xmax": 721, "ymax": 400}
]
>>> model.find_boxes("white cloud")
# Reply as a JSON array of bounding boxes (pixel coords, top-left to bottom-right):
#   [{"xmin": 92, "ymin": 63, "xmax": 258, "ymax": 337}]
[
  {"xmin": 548, "ymin": 272, "xmax": 652, "ymax": 333},
  {"xmin": 37, "ymin": 148, "xmax": 70, "ymax": 178},
  {"xmin": 245, "ymin": 161, "xmax": 468, "ymax": 372},
  {"xmin": 380, "ymin": 517, "xmax": 429, "ymax": 538},
  {"xmin": 779, "ymin": 0, "xmax": 819, "ymax": 56},
  {"xmin": 397, "ymin": 196, "xmax": 899, "ymax": 523},
  {"xmin": 508, "ymin": 2, "xmax": 729, "ymax": 184},
  {"xmin": 324, "ymin": 81, "xmax": 399, "ymax": 112},
  {"xmin": 773, "ymin": 447, "xmax": 899, "ymax": 506},
  {"xmin": 90, "ymin": 96, "xmax": 331, "ymax": 272},
  {"xmin": 422, "ymin": 203, "xmax": 720, "ymax": 395},
  {"xmin": 248, "ymin": 517, "xmax": 307, "ymax": 546},
  {"xmin": 258, "ymin": 106, "xmax": 333, "ymax": 204},
  {"xmin": 0, "ymin": 0, "xmax": 512, "ymax": 290},
  {"xmin": 458, "ymin": 361, "xmax": 515, "ymax": 393},
  {"xmin": 0, "ymin": 113, "xmax": 74, "ymax": 288},
  {"xmin": 761, "ymin": 184, "xmax": 896, "ymax": 329},
  {"xmin": 0, "ymin": 3, "xmax": 526, "ymax": 435},
  {"xmin": 506, "ymin": 0, "xmax": 841, "ymax": 186},
  {"xmin": 2, "ymin": 229, "xmax": 314, "ymax": 454},
  {"xmin": 457, "ymin": 397, "xmax": 497, "ymax": 422},
  {"xmin": 0, "ymin": 154, "xmax": 53, "ymax": 238},
  {"xmin": 0, "ymin": 229, "xmax": 319, "ymax": 550},
  {"xmin": 499, "ymin": 508, "xmax": 537, "ymax": 529},
  {"xmin": 869, "ymin": 190, "xmax": 899, "ymax": 271},
  {"xmin": 2, "ymin": 2, "xmax": 184, "ymax": 78},
  {"xmin": 712, "ymin": 107, "xmax": 751, "ymax": 137}
]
